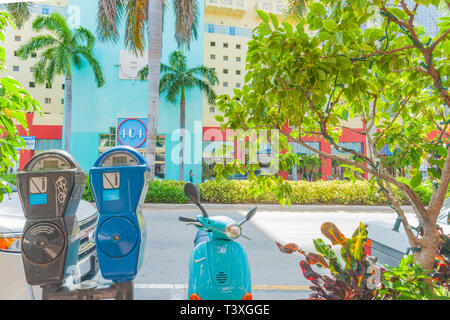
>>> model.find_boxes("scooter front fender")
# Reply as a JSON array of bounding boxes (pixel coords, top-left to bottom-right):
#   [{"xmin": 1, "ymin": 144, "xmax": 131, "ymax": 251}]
[{"xmin": 188, "ymin": 239, "xmax": 252, "ymax": 300}]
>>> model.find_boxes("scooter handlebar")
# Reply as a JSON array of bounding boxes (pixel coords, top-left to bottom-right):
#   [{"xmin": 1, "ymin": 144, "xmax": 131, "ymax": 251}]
[{"xmin": 178, "ymin": 216, "xmax": 198, "ymax": 223}]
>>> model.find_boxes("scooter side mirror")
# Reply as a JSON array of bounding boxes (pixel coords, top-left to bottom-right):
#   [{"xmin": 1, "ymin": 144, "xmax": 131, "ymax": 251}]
[
  {"xmin": 184, "ymin": 183, "xmax": 201, "ymax": 205},
  {"xmin": 239, "ymin": 207, "xmax": 257, "ymax": 226},
  {"xmin": 184, "ymin": 183, "xmax": 208, "ymax": 217}
]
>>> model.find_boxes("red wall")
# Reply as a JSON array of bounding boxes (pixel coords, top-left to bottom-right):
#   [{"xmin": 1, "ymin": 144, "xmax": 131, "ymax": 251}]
[
  {"xmin": 15, "ymin": 113, "xmax": 63, "ymax": 170},
  {"xmin": 203, "ymin": 126, "xmax": 368, "ymax": 180}
]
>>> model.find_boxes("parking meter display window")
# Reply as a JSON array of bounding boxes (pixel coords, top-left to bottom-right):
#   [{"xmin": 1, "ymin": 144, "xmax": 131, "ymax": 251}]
[
  {"xmin": 97, "ymin": 217, "xmax": 139, "ymax": 258},
  {"xmin": 99, "ymin": 152, "xmax": 139, "ymax": 167},
  {"xmin": 22, "ymin": 222, "xmax": 66, "ymax": 264}
]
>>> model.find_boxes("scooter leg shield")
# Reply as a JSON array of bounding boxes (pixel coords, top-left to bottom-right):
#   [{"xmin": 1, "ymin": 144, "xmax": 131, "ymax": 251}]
[{"xmin": 193, "ymin": 229, "xmax": 210, "ymax": 247}]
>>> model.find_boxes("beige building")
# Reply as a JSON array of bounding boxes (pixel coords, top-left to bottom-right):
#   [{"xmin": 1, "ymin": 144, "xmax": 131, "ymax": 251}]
[
  {"xmin": 0, "ymin": 0, "xmax": 68, "ymax": 126},
  {"xmin": 203, "ymin": 0, "xmax": 290, "ymax": 127}
]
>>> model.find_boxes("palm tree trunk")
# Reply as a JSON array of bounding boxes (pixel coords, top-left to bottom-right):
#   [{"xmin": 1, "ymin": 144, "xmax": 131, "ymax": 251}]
[
  {"xmin": 146, "ymin": 0, "xmax": 163, "ymax": 180},
  {"xmin": 179, "ymin": 90, "xmax": 186, "ymax": 181},
  {"xmin": 64, "ymin": 75, "xmax": 72, "ymax": 153}
]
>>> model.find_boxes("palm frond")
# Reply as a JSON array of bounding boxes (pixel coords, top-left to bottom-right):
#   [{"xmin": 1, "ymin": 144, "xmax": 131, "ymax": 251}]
[
  {"xmin": 17, "ymin": 35, "xmax": 57, "ymax": 59},
  {"xmin": 138, "ymin": 65, "xmax": 148, "ymax": 80},
  {"xmin": 75, "ymin": 46, "xmax": 105, "ymax": 87},
  {"xmin": 284, "ymin": 0, "xmax": 308, "ymax": 21},
  {"xmin": 73, "ymin": 27, "xmax": 96, "ymax": 50},
  {"xmin": 192, "ymin": 77, "xmax": 217, "ymax": 104},
  {"xmin": 124, "ymin": 0, "xmax": 148, "ymax": 56},
  {"xmin": 173, "ymin": 0, "xmax": 199, "ymax": 49},
  {"xmin": 32, "ymin": 13, "xmax": 72, "ymax": 41},
  {"xmin": 32, "ymin": 58, "xmax": 47, "ymax": 84},
  {"xmin": 5, "ymin": 2, "xmax": 31, "ymax": 29},
  {"xmin": 168, "ymin": 50, "xmax": 187, "ymax": 71},
  {"xmin": 190, "ymin": 65, "xmax": 219, "ymax": 86},
  {"xmin": 97, "ymin": 0, "xmax": 124, "ymax": 42}
]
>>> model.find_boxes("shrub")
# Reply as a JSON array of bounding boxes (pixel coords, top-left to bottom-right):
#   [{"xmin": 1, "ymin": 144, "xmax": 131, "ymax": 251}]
[
  {"xmin": 145, "ymin": 180, "xmax": 189, "ymax": 204},
  {"xmin": 199, "ymin": 179, "xmax": 405, "ymax": 205},
  {"xmin": 277, "ymin": 222, "xmax": 378, "ymax": 300}
]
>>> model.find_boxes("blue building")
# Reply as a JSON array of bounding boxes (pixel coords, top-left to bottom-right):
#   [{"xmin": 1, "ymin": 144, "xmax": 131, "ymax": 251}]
[{"xmin": 68, "ymin": 0, "xmax": 204, "ymax": 181}]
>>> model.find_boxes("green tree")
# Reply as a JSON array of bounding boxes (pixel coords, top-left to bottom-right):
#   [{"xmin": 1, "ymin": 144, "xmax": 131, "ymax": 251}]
[
  {"xmin": 5, "ymin": 2, "xmax": 31, "ymax": 29},
  {"xmin": 138, "ymin": 50, "xmax": 218, "ymax": 180},
  {"xmin": 97, "ymin": 0, "xmax": 199, "ymax": 180},
  {"xmin": 0, "ymin": 12, "xmax": 40, "ymax": 201},
  {"xmin": 17, "ymin": 12, "xmax": 105, "ymax": 153},
  {"xmin": 215, "ymin": 0, "xmax": 450, "ymax": 273}
]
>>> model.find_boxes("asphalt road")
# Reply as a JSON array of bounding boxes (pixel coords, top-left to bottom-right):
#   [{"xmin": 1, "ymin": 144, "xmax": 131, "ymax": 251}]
[{"xmin": 134, "ymin": 208, "xmax": 312, "ymax": 300}]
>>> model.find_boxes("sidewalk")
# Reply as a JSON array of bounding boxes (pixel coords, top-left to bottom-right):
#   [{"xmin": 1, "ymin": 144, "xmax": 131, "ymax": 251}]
[{"xmin": 142, "ymin": 203, "xmax": 415, "ymax": 213}]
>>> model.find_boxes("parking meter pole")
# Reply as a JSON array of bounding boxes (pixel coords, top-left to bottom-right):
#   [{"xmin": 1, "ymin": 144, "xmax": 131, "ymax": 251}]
[{"xmin": 41, "ymin": 281, "xmax": 134, "ymax": 300}]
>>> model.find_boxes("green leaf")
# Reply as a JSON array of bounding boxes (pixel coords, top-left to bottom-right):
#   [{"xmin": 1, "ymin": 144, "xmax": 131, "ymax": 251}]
[
  {"xmin": 309, "ymin": 2, "xmax": 326, "ymax": 16},
  {"xmin": 256, "ymin": 10, "xmax": 270, "ymax": 24},
  {"xmin": 322, "ymin": 20, "xmax": 338, "ymax": 33},
  {"xmin": 214, "ymin": 115, "xmax": 224, "ymax": 122},
  {"xmin": 335, "ymin": 56, "xmax": 352, "ymax": 70},
  {"xmin": 269, "ymin": 12, "xmax": 279, "ymax": 28},
  {"xmin": 410, "ymin": 173, "xmax": 422, "ymax": 189}
]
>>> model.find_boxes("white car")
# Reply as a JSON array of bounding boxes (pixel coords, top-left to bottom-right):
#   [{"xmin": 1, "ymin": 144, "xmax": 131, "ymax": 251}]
[
  {"xmin": 367, "ymin": 198, "xmax": 450, "ymax": 267},
  {"xmin": 0, "ymin": 185, "xmax": 100, "ymax": 299}
]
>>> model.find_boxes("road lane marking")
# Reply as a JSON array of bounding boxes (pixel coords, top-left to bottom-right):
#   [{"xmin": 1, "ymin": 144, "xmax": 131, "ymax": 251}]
[{"xmin": 134, "ymin": 284, "xmax": 310, "ymax": 291}]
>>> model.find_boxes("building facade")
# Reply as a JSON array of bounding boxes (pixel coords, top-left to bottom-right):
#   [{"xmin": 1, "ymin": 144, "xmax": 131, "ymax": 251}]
[{"xmin": 0, "ymin": 1, "xmax": 68, "ymax": 170}]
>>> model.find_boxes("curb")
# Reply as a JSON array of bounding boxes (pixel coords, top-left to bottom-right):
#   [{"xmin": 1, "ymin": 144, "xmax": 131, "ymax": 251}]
[{"xmin": 140, "ymin": 203, "xmax": 415, "ymax": 213}]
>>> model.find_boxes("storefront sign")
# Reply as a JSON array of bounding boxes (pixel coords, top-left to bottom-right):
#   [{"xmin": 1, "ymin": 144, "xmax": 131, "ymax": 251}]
[
  {"xmin": 20, "ymin": 136, "xmax": 36, "ymax": 151},
  {"xmin": 116, "ymin": 118, "xmax": 147, "ymax": 149}
]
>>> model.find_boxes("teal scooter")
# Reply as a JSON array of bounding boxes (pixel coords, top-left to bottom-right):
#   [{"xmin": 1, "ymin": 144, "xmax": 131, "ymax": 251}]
[{"xmin": 179, "ymin": 183, "xmax": 257, "ymax": 300}]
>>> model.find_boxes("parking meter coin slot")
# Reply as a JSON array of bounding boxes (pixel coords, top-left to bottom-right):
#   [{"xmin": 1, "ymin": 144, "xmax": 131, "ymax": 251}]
[
  {"xmin": 22, "ymin": 222, "xmax": 66, "ymax": 264},
  {"xmin": 97, "ymin": 217, "xmax": 139, "ymax": 258}
]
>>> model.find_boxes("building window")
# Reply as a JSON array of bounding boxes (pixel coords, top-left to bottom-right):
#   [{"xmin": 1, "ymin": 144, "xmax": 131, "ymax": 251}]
[
  {"xmin": 61, "ymin": 99, "xmax": 64, "ymax": 104},
  {"xmin": 223, "ymin": 82, "xmax": 228, "ymax": 87},
  {"xmin": 14, "ymin": 35, "xmax": 21, "ymax": 42},
  {"xmin": 223, "ymin": 43, "xmax": 228, "ymax": 48},
  {"xmin": 210, "ymin": 106, "xmax": 215, "ymax": 113},
  {"xmin": 229, "ymin": 27, "xmax": 235, "ymax": 36},
  {"xmin": 207, "ymin": 24, "xmax": 215, "ymax": 33},
  {"xmin": 210, "ymin": 54, "xmax": 216, "ymax": 60},
  {"xmin": 236, "ymin": 44, "xmax": 241, "ymax": 49},
  {"xmin": 223, "ymin": 69, "xmax": 228, "ymax": 74},
  {"xmin": 46, "ymin": 83, "xmax": 52, "ymax": 89},
  {"xmin": 45, "ymin": 98, "xmax": 51, "ymax": 104},
  {"xmin": 30, "ymin": 67, "xmax": 34, "ymax": 73},
  {"xmin": 236, "ymin": 83, "xmax": 241, "ymax": 88},
  {"xmin": 236, "ymin": 70, "xmax": 241, "ymax": 75},
  {"xmin": 31, "ymin": 53, "xmax": 37, "ymax": 58},
  {"xmin": 13, "ymin": 66, "xmax": 19, "ymax": 71},
  {"xmin": 36, "ymin": 139, "xmax": 63, "ymax": 151},
  {"xmin": 14, "ymin": 51, "xmax": 18, "ymax": 56},
  {"xmin": 210, "ymin": 41, "xmax": 216, "ymax": 47},
  {"xmin": 236, "ymin": 57, "xmax": 241, "ymax": 62},
  {"xmin": 223, "ymin": 56, "xmax": 228, "ymax": 61},
  {"xmin": 29, "ymin": 82, "xmax": 35, "ymax": 88},
  {"xmin": 62, "ymin": 84, "xmax": 65, "ymax": 89}
]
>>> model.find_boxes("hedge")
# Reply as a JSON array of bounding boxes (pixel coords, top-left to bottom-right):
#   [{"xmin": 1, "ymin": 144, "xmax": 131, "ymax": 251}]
[{"xmin": 2, "ymin": 173, "xmax": 448, "ymax": 206}]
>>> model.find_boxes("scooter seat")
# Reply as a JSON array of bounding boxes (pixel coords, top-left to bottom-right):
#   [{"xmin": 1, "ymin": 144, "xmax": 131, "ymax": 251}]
[{"xmin": 194, "ymin": 229, "xmax": 210, "ymax": 247}]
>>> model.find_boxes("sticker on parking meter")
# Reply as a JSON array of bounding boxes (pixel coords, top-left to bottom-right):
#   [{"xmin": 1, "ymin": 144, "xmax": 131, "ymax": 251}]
[
  {"xmin": 103, "ymin": 172, "xmax": 120, "ymax": 189},
  {"xmin": 29, "ymin": 177, "xmax": 47, "ymax": 194},
  {"xmin": 30, "ymin": 193, "xmax": 47, "ymax": 205},
  {"xmin": 103, "ymin": 189, "xmax": 120, "ymax": 201}
]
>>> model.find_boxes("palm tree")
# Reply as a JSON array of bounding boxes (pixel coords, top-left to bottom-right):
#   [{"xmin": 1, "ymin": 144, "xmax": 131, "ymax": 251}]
[
  {"xmin": 5, "ymin": 2, "xmax": 31, "ymax": 29},
  {"xmin": 17, "ymin": 12, "xmax": 105, "ymax": 153},
  {"xmin": 138, "ymin": 50, "xmax": 218, "ymax": 180},
  {"xmin": 97, "ymin": 0, "xmax": 199, "ymax": 180}
]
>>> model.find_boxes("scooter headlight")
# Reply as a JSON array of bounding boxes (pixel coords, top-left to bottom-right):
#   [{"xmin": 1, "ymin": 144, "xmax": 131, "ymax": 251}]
[{"xmin": 225, "ymin": 224, "xmax": 242, "ymax": 240}]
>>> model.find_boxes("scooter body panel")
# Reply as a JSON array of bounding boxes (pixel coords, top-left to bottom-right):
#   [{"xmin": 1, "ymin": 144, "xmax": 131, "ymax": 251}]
[{"xmin": 188, "ymin": 237, "xmax": 252, "ymax": 300}]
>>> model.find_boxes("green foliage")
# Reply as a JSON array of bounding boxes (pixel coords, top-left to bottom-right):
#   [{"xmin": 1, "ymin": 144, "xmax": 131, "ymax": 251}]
[
  {"xmin": 199, "ymin": 179, "xmax": 406, "ymax": 205},
  {"xmin": 215, "ymin": 0, "xmax": 450, "ymax": 210},
  {"xmin": 0, "ymin": 12, "xmax": 40, "ymax": 203},
  {"xmin": 145, "ymin": 180, "xmax": 189, "ymax": 204},
  {"xmin": 277, "ymin": 222, "xmax": 378, "ymax": 300},
  {"xmin": 378, "ymin": 255, "xmax": 450, "ymax": 300}
]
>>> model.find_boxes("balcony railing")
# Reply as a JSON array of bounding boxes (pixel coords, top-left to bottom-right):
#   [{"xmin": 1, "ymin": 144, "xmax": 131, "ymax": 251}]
[
  {"xmin": 205, "ymin": 0, "xmax": 246, "ymax": 15},
  {"xmin": 256, "ymin": 0, "xmax": 287, "ymax": 16}
]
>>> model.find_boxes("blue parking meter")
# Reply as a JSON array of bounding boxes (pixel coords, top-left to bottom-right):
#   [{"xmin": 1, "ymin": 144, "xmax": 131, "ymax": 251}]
[{"xmin": 89, "ymin": 146, "xmax": 150, "ymax": 283}]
